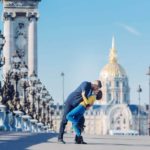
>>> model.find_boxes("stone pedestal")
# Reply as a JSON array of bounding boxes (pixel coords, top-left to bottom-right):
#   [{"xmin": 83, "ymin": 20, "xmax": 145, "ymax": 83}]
[
  {"xmin": 5, "ymin": 111, "xmax": 15, "ymax": 131},
  {"xmin": 37, "ymin": 122, "xmax": 44, "ymax": 132},
  {"xmin": 30, "ymin": 119, "xmax": 38, "ymax": 132},
  {"xmin": 0, "ymin": 104, "xmax": 6, "ymax": 131},
  {"xmin": 22, "ymin": 115, "xmax": 31, "ymax": 132},
  {"xmin": 13, "ymin": 110, "xmax": 23, "ymax": 131},
  {"xmin": 43, "ymin": 125, "xmax": 49, "ymax": 132}
]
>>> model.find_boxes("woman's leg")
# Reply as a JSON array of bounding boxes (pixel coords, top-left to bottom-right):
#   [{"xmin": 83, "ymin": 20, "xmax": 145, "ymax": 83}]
[
  {"xmin": 66, "ymin": 105, "xmax": 85, "ymax": 136},
  {"xmin": 66, "ymin": 105, "xmax": 85, "ymax": 125}
]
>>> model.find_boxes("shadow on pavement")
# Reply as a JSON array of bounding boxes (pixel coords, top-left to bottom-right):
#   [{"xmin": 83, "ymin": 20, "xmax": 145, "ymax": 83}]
[
  {"xmin": 87, "ymin": 142, "xmax": 150, "ymax": 147},
  {"xmin": 0, "ymin": 132, "xmax": 58, "ymax": 150}
]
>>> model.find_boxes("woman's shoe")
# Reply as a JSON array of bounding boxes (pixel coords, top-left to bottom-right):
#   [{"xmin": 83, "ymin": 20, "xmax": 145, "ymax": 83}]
[{"xmin": 75, "ymin": 136, "xmax": 87, "ymax": 144}]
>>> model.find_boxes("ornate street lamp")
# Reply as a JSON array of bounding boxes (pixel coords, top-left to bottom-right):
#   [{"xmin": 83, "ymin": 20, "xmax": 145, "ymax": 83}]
[
  {"xmin": 11, "ymin": 51, "xmax": 22, "ymax": 110},
  {"xmin": 61, "ymin": 72, "xmax": 65, "ymax": 106},
  {"xmin": 50, "ymin": 106, "xmax": 54, "ymax": 129},
  {"xmin": 46, "ymin": 105, "xmax": 50, "ymax": 125},
  {"xmin": 42, "ymin": 101, "xmax": 46, "ymax": 125},
  {"xmin": 38, "ymin": 106, "xmax": 42, "ymax": 122},
  {"xmin": 20, "ymin": 62, "xmax": 28, "ymax": 78},
  {"xmin": 20, "ymin": 77, "xmax": 29, "ymax": 113},
  {"xmin": 35, "ymin": 80, "xmax": 43, "ymax": 121},
  {"xmin": 137, "ymin": 85, "xmax": 142, "ymax": 135},
  {"xmin": 42, "ymin": 87, "xmax": 50, "ymax": 124},
  {"xmin": 146, "ymin": 66, "xmax": 150, "ymax": 135},
  {"xmin": 28, "ymin": 72, "xmax": 38, "ymax": 118},
  {"xmin": 41, "ymin": 86, "xmax": 47, "ymax": 96},
  {"xmin": 20, "ymin": 62, "xmax": 29, "ymax": 113},
  {"xmin": 36, "ymin": 79, "xmax": 43, "ymax": 91},
  {"xmin": 45, "ymin": 92, "xmax": 52, "ymax": 103},
  {"xmin": 36, "ymin": 92, "xmax": 42, "ymax": 121},
  {"xmin": 1, "ymin": 71, "xmax": 15, "ymax": 109}
]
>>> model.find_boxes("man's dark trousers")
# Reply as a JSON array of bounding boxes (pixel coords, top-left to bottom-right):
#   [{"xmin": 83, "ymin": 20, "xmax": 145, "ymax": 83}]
[
  {"xmin": 58, "ymin": 103, "xmax": 73, "ymax": 140},
  {"xmin": 58, "ymin": 103, "xmax": 85, "ymax": 140}
]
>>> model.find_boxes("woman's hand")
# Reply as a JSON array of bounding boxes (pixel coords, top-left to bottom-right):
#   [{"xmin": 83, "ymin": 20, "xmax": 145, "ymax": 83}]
[{"xmin": 82, "ymin": 91, "xmax": 86, "ymax": 97}]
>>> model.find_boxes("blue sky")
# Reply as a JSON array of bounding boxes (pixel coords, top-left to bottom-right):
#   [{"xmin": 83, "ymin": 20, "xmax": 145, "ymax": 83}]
[{"xmin": 0, "ymin": 0, "xmax": 150, "ymax": 105}]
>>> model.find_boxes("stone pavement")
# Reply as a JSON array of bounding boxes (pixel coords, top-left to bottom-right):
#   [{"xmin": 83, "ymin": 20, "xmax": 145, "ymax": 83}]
[{"xmin": 0, "ymin": 132, "xmax": 150, "ymax": 150}]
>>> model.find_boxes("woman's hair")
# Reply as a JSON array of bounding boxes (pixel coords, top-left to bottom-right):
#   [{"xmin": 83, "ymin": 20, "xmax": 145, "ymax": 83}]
[{"xmin": 96, "ymin": 90, "xmax": 102, "ymax": 100}]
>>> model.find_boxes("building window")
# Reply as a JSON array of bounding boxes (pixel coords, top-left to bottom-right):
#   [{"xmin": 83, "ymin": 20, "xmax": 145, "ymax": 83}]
[
  {"xmin": 124, "ymin": 94, "xmax": 126, "ymax": 102},
  {"xmin": 123, "ymin": 119, "xmax": 126, "ymax": 124},
  {"xmin": 109, "ymin": 82, "xmax": 111, "ymax": 86},
  {"xmin": 116, "ymin": 93, "xmax": 119, "ymax": 103},
  {"xmin": 116, "ymin": 81, "xmax": 119, "ymax": 87},
  {"xmin": 123, "ymin": 82, "xmax": 125, "ymax": 87},
  {"xmin": 108, "ymin": 93, "xmax": 111, "ymax": 101}
]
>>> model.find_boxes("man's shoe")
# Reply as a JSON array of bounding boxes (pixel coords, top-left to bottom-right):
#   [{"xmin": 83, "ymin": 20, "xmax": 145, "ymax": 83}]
[{"xmin": 58, "ymin": 139, "xmax": 66, "ymax": 144}]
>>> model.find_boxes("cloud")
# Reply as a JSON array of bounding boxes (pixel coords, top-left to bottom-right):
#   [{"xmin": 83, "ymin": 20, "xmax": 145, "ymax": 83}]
[{"xmin": 116, "ymin": 23, "xmax": 141, "ymax": 36}]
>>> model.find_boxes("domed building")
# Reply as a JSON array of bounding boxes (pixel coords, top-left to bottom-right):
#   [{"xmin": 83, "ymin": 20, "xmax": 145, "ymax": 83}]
[{"xmin": 99, "ymin": 37, "xmax": 130, "ymax": 104}]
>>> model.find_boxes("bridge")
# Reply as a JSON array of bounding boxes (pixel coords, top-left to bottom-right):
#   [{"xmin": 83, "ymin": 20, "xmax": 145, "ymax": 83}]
[{"xmin": 0, "ymin": 132, "xmax": 150, "ymax": 150}]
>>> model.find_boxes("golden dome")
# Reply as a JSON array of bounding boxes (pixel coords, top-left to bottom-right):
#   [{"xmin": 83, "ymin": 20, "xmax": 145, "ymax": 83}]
[
  {"xmin": 100, "ymin": 62, "xmax": 127, "ymax": 79},
  {"xmin": 100, "ymin": 37, "xmax": 127, "ymax": 79}
]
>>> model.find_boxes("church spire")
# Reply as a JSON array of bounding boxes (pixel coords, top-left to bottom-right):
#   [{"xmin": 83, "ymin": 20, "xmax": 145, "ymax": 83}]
[{"xmin": 109, "ymin": 36, "xmax": 118, "ymax": 63}]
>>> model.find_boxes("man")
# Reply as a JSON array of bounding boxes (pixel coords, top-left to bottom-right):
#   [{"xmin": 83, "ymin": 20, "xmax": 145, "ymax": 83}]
[{"xmin": 58, "ymin": 80, "xmax": 102, "ymax": 144}]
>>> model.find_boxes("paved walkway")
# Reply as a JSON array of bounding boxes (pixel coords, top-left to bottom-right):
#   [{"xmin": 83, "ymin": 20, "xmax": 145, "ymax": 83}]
[{"xmin": 0, "ymin": 132, "xmax": 150, "ymax": 150}]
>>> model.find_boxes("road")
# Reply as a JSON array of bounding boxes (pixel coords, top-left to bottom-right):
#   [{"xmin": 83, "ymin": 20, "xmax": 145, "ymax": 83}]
[{"xmin": 0, "ymin": 132, "xmax": 150, "ymax": 150}]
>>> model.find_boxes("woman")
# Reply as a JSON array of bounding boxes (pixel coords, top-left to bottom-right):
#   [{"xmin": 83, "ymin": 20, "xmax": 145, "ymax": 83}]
[{"xmin": 66, "ymin": 90, "xmax": 102, "ymax": 144}]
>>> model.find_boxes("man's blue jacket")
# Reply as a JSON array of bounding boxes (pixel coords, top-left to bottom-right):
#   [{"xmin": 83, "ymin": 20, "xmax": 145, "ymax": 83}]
[{"xmin": 65, "ymin": 81, "xmax": 92, "ymax": 107}]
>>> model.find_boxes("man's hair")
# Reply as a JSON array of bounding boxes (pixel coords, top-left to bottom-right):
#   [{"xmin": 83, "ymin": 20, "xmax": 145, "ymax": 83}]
[
  {"xmin": 96, "ymin": 90, "xmax": 102, "ymax": 100},
  {"xmin": 92, "ymin": 80, "xmax": 102, "ymax": 88}
]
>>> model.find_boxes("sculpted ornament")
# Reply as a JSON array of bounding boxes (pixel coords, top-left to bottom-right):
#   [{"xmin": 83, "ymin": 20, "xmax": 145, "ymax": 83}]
[
  {"xmin": 15, "ymin": 23, "xmax": 27, "ymax": 55},
  {"xmin": 6, "ymin": 1, "xmax": 37, "ymax": 7}
]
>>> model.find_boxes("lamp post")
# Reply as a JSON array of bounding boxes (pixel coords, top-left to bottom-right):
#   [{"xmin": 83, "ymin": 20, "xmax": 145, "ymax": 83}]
[
  {"xmin": 137, "ymin": 85, "xmax": 142, "ymax": 135},
  {"xmin": 21, "ymin": 78, "xmax": 29, "ymax": 113},
  {"xmin": 146, "ymin": 66, "xmax": 150, "ymax": 135},
  {"xmin": 36, "ymin": 79, "xmax": 42, "ymax": 121},
  {"xmin": 45, "ymin": 94, "xmax": 54, "ymax": 129},
  {"xmin": 36, "ymin": 92, "xmax": 41, "ymax": 121},
  {"xmin": 11, "ymin": 51, "xmax": 22, "ymax": 110},
  {"xmin": 29, "ymin": 72, "xmax": 38, "ymax": 118},
  {"xmin": 50, "ymin": 106, "xmax": 54, "ymax": 129},
  {"xmin": 20, "ymin": 62, "xmax": 29, "ymax": 113},
  {"xmin": 46, "ymin": 105, "xmax": 50, "ymax": 125},
  {"xmin": 61, "ymin": 72, "xmax": 65, "ymax": 106},
  {"xmin": 41, "ymin": 86, "xmax": 47, "ymax": 125},
  {"xmin": 0, "ymin": 30, "xmax": 5, "ymax": 68},
  {"xmin": 42, "ymin": 101, "xmax": 46, "ymax": 125}
]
